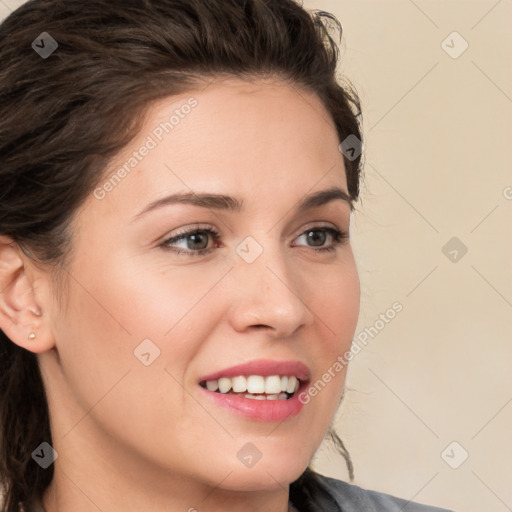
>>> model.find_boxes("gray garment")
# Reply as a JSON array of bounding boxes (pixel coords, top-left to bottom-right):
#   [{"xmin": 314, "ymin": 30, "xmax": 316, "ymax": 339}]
[
  {"xmin": 304, "ymin": 472, "xmax": 455, "ymax": 512},
  {"xmin": 30, "ymin": 475, "xmax": 455, "ymax": 512}
]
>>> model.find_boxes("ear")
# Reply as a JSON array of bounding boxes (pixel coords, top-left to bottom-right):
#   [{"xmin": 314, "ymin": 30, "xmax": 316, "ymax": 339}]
[{"xmin": 0, "ymin": 235, "xmax": 55, "ymax": 353}]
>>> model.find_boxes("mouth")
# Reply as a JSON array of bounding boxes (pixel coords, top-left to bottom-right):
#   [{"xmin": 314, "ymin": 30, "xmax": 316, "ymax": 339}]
[
  {"xmin": 199, "ymin": 374, "xmax": 301, "ymax": 401},
  {"xmin": 197, "ymin": 360, "xmax": 310, "ymax": 422}
]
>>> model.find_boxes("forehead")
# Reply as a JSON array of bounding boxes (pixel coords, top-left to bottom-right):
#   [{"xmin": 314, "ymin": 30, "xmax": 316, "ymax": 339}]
[{"xmin": 86, "ymin": 77, "xmax": 348, "ymax": 220}]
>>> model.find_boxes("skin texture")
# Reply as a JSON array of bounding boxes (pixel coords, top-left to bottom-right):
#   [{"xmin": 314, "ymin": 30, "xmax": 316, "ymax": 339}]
[{"xmin": 0, "ymin": 78, "xmax": 360, "ymax": 512}]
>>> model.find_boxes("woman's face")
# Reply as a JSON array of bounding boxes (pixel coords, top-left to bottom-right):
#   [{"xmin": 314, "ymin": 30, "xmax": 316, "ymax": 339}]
[{"xmin": 41, "ymin": 78, "xmax": 360, "ymax": 496}]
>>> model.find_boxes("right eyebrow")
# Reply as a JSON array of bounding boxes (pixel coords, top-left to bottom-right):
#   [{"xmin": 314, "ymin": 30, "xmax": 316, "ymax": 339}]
[{"xmin": 132, "ymin": 192, "xmax": 243, "ymax": 221}]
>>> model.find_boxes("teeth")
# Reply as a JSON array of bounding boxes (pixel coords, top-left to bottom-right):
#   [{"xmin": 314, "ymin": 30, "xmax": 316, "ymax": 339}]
[
  {"xmin": 265, "ymin": 375, "xmax": 282, "ymax": 394},
  {"xmin": 286, "ymin": 376, "xmax": 298, "ymax": 394},
  {"xmin": 247, "ymin": 375, "xmax": 265, "ymax": 394},
  {"xmin": 232, "ymin": 375, "xmax": 247, "ymax": 392},
  {"xmin": 203, "ymin": 375, "xmax": 301, "ymax": 396},
  {"xmin": 244, "ymin": 393, "xmax": 289, "ymax": 401},
  {"xmin": 206, "ymin": 379, "xmax": 218, "ymax": 392},
  {"xmin": 218, "ymin": 377, "xmax": 232, "ymax": 394}
]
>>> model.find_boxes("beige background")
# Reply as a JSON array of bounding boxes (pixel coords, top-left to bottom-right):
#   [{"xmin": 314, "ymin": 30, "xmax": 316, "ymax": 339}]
[{"xmin": 1, "ymin": 1, "xmax": 511, "ymax": 511}]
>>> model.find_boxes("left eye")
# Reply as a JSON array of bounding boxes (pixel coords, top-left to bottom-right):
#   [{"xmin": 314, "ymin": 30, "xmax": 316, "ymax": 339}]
[{"xmin": 293, "ymin": 227, "xmax": 347, "ymax": 252}]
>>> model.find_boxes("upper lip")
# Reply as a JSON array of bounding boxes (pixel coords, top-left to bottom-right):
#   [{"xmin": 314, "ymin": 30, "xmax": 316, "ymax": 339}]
[{"xmin": 198, "ymin": 359, "xmax": 310, "ymax": 383}]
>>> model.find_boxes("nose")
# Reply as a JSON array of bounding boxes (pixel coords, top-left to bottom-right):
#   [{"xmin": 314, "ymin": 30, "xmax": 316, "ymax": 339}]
[{"xmin": 227, "ymin": 242, "xmax": 315, "ymax": 338}]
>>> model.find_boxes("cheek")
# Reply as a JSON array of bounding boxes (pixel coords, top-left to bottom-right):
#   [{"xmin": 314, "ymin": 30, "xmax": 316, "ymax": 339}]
[
  {"xmin": 289, "ymin": 254, "xmax": 359, "ymax": 426},
  {"xmin": 55, "ymin": 253, "xmax": 230, "ymax": 392},
  {"xmin": 51, "ymin": 257, "xmax": 223, "ymax": 452},
  {"xmin": 99, "ymin": 254, "xmax": 232, "ymax": 335},
  {"xmin": 306, "ymin": 256, "xmax": 360, "ymax": 353},
  {"xmin": 69, "ymin": 249, "xmax": 219, "ymax": 337}
]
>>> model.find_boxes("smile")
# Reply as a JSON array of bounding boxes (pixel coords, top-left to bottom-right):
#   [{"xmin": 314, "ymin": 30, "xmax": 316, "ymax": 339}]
[
  {"xmin": 198, "ymin": 360, "xmax": 310, "ymax": 422},
  {"xmin": 199, "ymin": 374, "xmax": 301, "ymax": 400}
]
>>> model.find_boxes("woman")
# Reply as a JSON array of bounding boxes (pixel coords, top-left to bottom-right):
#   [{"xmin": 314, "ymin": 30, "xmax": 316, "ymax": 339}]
[{"xmin": 0, "ymin": 1, "xmax": 454, "ymax": 511}]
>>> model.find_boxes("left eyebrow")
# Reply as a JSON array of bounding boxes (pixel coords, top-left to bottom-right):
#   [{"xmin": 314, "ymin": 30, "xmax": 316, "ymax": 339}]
[
  {"xmin": 132, "ymin": 186, "xmax": 353, "ymax": 221},
  {"xmin": 295, "ymin": 187, "xmax": 354, "ymax": 213}
]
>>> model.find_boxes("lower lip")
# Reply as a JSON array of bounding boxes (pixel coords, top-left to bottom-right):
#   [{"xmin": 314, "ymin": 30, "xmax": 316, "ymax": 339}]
[{"xmin": 199, "ymin": 382, "xmax": 308, "ymax": 422}]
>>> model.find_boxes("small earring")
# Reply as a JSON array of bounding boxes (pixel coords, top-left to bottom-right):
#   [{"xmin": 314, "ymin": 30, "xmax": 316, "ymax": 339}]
[{"xmin": 28, "ymin": 332, "xmax": 36, "ymax": 340}]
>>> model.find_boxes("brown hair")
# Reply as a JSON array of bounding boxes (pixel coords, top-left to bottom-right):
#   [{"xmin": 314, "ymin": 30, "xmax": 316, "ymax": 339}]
[{"xmin": 0, "ymin": 0, "xmax": 363, "ymax": 510}]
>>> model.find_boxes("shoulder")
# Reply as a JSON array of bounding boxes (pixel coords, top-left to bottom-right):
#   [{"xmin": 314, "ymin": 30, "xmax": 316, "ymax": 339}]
[{"xmin": 312, "ymin": 472, "xmax": 455, "ymax": 512}]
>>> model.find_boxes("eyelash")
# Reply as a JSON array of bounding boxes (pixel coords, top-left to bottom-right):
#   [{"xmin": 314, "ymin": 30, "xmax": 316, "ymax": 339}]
[{"xmin": 160, "ymin": 225, "xmax": 349, "ymax": 256}]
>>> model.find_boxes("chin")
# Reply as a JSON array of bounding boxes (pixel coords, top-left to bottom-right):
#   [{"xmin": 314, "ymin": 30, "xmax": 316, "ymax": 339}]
[
  {"xmin": 220, "ymin": 467, "xmax": 307, "ymax": 491},
  {"xmin": 209, "ymin": 452, "xmax": 311, "ymax": 491}
]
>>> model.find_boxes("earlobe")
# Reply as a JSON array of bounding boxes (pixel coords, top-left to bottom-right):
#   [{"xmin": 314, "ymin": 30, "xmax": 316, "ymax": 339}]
[{"xmin": 0, "ymin": 235, "xmax": 55, "ymax": 353}]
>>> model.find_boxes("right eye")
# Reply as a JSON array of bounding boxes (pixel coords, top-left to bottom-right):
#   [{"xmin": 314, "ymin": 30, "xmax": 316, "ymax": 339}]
[{"xmin": 160, "ymin": 226, "xmax": 222, "ymax": 256}]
